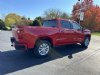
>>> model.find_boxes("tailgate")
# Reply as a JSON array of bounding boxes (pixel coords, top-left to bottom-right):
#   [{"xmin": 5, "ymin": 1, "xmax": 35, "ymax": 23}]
[{"xmin": 12, "ymin": 25, "xmax": 24, "ymax": 42}]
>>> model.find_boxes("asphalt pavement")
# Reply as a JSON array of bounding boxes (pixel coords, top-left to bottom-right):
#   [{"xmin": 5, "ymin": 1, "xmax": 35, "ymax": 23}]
[{"xmin": 0, "ymin": 31, "xmax": 100, "ymax": 75}]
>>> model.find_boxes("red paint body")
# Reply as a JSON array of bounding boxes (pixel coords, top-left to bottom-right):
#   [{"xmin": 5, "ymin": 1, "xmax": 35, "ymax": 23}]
[{"xmin": 11, "ymin": 18, "xmax": 91, "ymax": 49}]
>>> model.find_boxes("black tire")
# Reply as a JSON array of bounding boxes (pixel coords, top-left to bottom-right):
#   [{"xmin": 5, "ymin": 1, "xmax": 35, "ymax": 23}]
[
  {"xmin": 34, "ymin": 40, "xmax": 51, "ymax": 57},
  {"xmin": 81, "ymin": 37, "xmax": 90, "ymax": 48}
]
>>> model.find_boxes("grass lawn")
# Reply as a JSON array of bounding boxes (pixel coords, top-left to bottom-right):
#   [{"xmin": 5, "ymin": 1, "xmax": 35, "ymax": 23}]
[{"xmin": 92, "ymin": 32, "xmax": 100, "ymax": 36}]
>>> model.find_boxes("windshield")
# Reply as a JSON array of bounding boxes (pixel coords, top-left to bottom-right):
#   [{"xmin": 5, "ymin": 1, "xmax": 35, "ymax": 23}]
[{"xmin": 43, "ymin": 20, "xmax": 57, "ymax": 27}]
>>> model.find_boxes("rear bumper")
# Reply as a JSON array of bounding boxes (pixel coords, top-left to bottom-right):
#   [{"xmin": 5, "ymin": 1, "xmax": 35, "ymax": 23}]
[{"xmin": 10, "ymin": 37, "xmax": 27, "ymax": 50}]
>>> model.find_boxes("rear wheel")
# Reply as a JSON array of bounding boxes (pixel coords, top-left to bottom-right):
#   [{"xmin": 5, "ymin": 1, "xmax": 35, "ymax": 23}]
[
  {"xmin": 34, "ymin": 40, "xmax": 51, "ymax": 57},
  {"xmin": 81, "ymin": 37, "xmax": 90, "ymax": 48}
]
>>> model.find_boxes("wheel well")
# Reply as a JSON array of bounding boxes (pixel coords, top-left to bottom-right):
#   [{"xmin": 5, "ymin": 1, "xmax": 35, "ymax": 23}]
[{"xmin": 35, "ymin": 37, "xmax": 53, "ymax": 47}]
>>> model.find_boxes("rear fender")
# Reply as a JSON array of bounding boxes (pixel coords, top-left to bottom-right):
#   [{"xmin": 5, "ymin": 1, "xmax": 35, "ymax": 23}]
[{"xmin": 35, "ymin": 36, "xmax": 54, "ymax": 47}]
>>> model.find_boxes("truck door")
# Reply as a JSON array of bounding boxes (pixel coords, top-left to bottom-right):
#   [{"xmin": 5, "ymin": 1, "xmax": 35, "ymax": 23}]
[
  {"xmin": 71, "ymin": 21, "xmax": 84, "ymax": 42},
  {"xmin": 58, "ymin": 20, "xmax": 76, "ymax": 45}
]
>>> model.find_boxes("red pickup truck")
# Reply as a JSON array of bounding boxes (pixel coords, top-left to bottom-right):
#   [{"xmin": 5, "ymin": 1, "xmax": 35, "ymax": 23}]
[{"xmin": 11, "ymin": 18, "xmax": 91, "ymax": 57}]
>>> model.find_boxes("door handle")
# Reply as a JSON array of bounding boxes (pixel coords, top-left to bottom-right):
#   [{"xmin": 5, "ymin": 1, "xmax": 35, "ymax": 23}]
[{"xmin": 60, "ymin": 29, "xmax": 69, "ymax": 33}]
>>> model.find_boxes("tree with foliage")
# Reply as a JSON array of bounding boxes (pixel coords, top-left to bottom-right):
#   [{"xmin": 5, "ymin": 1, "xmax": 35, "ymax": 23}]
[
  {"xmin": 5, "ymin": 13, "xmax": 21, "ymax": 27},
  {"xmin": 35, "ymin": 16, "xmax": 42, "ymax": 21},
  {"xmin": 43, "ymin": 9, "xmax": 70, "ymax": 19},
  {"xmin": 31, "ymin": 19, "xmax": 41, "ymax": 26},
  {"xmin": 72, "ymin": 0, "xmax": 93, "ymax": 22},
  {"xmin": 35, "ymin": 16, "xmax": 43, "ymax": 25},
  {"xmin": 82, "ymin": 5, "xmax": 100, "ymax": 31},
  {"xmin": 16, "ymin": 16, "xmax": 32, "ymax": 26},
  {"xmin": 0, "ymin": 19, "xmax": 6, "ymax": 30},
  {"xmin": 21, "ymin": 16, "xmax": 27, "ymax": 20},
  {"xmin": 72, "ymin": 0, "xmax": 100, "ymax": 32}
]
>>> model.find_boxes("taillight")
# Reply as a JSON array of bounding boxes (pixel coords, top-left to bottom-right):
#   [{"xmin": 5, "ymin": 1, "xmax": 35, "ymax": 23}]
[
  {"xmin": 14, "ymin": 28, "xmax": 23, "ymax": 39},
  {"xmin": 12, "ymin": 26, "xmax": 24, "ymax": 39},
  {"xmin": 17, "ymin": 30, "xmax": 20, "ymax": 33}
]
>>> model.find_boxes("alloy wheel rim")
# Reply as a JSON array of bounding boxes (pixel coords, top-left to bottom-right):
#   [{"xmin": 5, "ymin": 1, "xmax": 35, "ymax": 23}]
[
  {"xmin": 38, "ymin": 43, "xmax": 49, "ymax": 55},
  {"xmin": 85, "ymin": 38, "xmax": 89, "ymax": 46}
]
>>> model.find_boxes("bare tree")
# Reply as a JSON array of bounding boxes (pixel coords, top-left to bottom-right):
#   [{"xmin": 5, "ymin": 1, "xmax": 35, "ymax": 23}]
[{"xmin": 43, "ymin": 9, "xmax": 70, "ymax": 19}]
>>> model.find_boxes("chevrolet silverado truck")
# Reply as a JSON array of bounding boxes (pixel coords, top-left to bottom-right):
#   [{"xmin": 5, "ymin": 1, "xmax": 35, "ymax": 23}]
[{"xmin": 11, "ymin": 18, "xmax": 91, "ymax": 57}]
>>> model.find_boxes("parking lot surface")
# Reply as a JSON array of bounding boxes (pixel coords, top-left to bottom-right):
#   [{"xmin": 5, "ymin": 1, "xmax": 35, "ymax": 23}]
[{"xmin": 0, "ymin": 31, "xmax": 100, "ymax": 75}]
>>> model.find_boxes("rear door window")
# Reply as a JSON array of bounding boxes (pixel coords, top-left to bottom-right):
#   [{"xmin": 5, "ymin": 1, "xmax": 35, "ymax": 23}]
[
  {"xmin": 43, "ymin": 20, "xmax": 57, "ymax": 27},
  {"xmin": 61, "ymin": 20, "xmax": 72, "ymax": 29}
]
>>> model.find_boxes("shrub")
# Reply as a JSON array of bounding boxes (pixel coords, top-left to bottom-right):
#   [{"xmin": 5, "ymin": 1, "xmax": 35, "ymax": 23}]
[{"xmin": 31, "ymin": 19, "xmax": 42, "ymax": 26}]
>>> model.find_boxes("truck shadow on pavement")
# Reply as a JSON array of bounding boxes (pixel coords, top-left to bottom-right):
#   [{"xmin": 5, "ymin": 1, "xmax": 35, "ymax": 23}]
[{"xmin": 0, "ymin": 44, "xmax": 87, "ymax": 75}]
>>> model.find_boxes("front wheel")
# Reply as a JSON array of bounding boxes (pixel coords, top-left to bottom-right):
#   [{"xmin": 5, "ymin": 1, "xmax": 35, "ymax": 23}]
[
  {"xmin": 81, "ymin": 37, "xmax": 90, "ymax": 48},
  {"xmin": 34, "ymin": 40, "xmax": 51, "ymax": 57}
]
